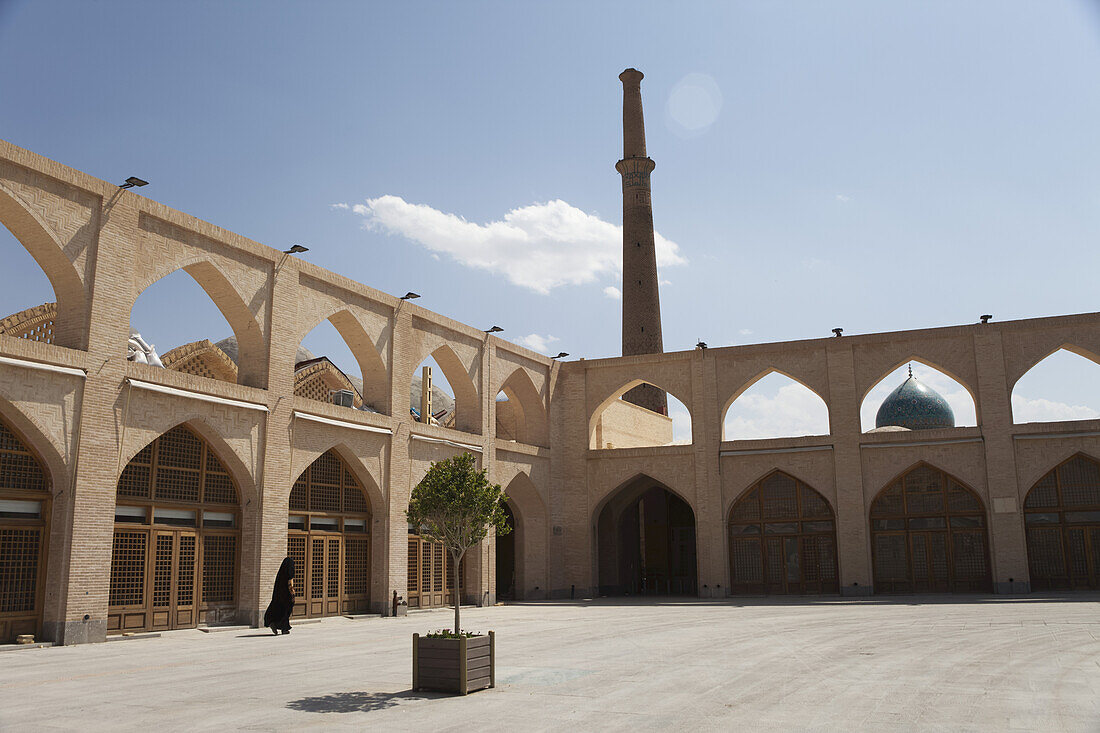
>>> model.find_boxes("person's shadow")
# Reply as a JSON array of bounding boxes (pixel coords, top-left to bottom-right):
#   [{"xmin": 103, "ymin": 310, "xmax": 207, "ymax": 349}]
[{"xmin": 286, "ymin": 690, "xmax": 445, "ymax": 713}]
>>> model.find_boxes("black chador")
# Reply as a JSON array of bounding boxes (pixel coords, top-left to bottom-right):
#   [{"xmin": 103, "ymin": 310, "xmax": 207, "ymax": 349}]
[{"xmin": 263, "ymin": 557, "xmax": 295, "ymax": 635}]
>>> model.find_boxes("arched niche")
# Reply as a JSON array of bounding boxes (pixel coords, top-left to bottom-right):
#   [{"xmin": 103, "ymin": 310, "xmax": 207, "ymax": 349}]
[
  {"xmin": 410, "ymin": 344, "xmax": 480, "ymax": 434},
  {"xmin": 723, "ymin": 371, "xmax": 830, "ymax": 441},
  {"xmin": 495, "ymin": 367, "xmax": 548, "ymax": 447},
  {"xmin": 130, "ymin": 262, "xmax": 267, "ymax": 388},
  {"xmin": 0, "ymin": 182, "xmax": 87, "ymax": 349},
  {"xmin": 593, "ymin": 474, "xmax": 697, "ymax": 596},
  {"xmin": 589, "ymin": 379, "xmax": 690, "ymax": 449},
  {"xmin": 287, "ymin": 448, "xmax": 378, "ymax": 617},
  {"xmin": 109, "ymin": 424, "xmax": 244, "ymax": 634},
  {"xmin": 1022, "ymin": 453, "xmax": 1100, "ymax": 591},
  {"xmin": 1011, "ymin": 347, "xmax": 1100, "ymax": 425},
  {"xmin": 860, "ymin": 360, "xmax": 977, "ymax": 433},
  {"xmin": 869, "ymin": 462, "xmax": 991, "ymax": 593},
  {"xmin": 298, "ymin": 309, "xmax": 389, "ymax": 415},
  {"xmin": 499, "ymin": 471, "xmax": 548, "ymax": 600}
]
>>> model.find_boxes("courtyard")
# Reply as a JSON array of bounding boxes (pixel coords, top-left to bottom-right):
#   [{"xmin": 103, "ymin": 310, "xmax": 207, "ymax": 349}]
[{"xmin": 1, "ymin": 596, "xmax": 1098, "ymax": 731}]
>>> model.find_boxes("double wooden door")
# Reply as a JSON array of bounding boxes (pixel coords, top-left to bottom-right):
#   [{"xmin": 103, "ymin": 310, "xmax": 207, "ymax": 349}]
[
  {"xmin": 109, "ymin": 529, "xmax": 197, "ymax": 633},
  {"xmin": 287, "ymin": 532, "xmax": 370, "ymax": 618}
]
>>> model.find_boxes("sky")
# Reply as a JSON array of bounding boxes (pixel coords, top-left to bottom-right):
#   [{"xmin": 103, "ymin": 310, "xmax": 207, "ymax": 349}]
[{"xmin": 2, "ymin": 1, "xmax": 1100, "ymax": 442}]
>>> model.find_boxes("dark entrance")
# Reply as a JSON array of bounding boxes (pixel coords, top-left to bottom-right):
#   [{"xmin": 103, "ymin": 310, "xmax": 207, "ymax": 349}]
[
  {"xmin": 496, "ymin": 502, "xmax": 516, "ymax": 601},
  {"xmin": 597, "ymin": 478, "xmax": 697, "ymax": 595}
]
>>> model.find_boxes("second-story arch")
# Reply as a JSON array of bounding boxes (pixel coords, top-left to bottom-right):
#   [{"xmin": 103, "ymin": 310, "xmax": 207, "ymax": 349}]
[
  {"xmin": 408, "ymin": 343, "xmax": 481, "ymax": 434},
  {"xmin": 296, "ymin": 308, "xmax": 390, "ymax": 415},
  {"xmin": 495, "ymin": 367, "xmax": 549, "ymax": 447},
  {"xmin": 589, "ymin": 378, "xmax": 690, "ymax": 449},
  {"xmin": 498, "ymin": 471, "xmax": 548, "ymax": 600},
  {"xmin": 860, "ymin": 359, "xmax": 978, "ymax": 432},
  {"xmin": 722, "ymin": 370, "xmax": 831, "ymax": 441},
  {"xmin": 130, "ymin": 260, "xmax": 268, "ymax": 388},
  {"xmin": 727, "ymin": 470, "xmax": 839, "ymax": 595},
  {"xmin": 869, "ymin": 462, "xmax": 991, "ymax": 594},
  {"xmin": 1011, "ymin": 347, "xmax": 1100, "ymax": 425},
  {"xmin": 0, "ymin": 182, "xmax": 88, "ymax": 349}
]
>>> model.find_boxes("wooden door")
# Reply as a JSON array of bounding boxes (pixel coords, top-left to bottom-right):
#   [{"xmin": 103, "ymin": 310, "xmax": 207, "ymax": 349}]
[
  {"xmin": 910, "ymin": 532, "xmax": 949, "ymax": 593},
  {"xmin": 149, "ymin": 531, "xmax": 198, "ymax": 631},
  {"xmin": 288, "ymin": 534, "xmax": 307, "ymax": 618},
  {"xmin": 306, "ymin": 534, "xmax": 343, "ymax": 617}
]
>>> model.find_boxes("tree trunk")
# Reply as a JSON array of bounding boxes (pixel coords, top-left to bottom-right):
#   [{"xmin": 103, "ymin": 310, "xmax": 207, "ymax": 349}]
[{"xmin": 453, "ymin": 548, "xmax": 462, "ymax": 634}]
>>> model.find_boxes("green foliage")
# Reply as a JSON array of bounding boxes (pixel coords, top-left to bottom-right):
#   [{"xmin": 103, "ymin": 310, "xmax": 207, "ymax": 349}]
[
  {"xmin": 406, "ymin": 453, "xmax": 511, "ymax": 555},
  {"xmin": 425, "ymin": 629, "xmax": 480, "ymax": 639}
]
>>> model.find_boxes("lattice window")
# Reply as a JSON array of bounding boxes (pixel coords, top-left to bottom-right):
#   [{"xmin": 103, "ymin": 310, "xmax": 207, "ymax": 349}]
[
  {"xmin": 290, "ymin": 477, "xmax": 308, "ymax": 511},
  {"xmin": 421, "ymin": 542, "xmax": 432, "ymax": 593},
  {"xmin": 1025, "ymin": 473, "xmax": 1058, "ymax": 509},
  {"xmin": 327, "ymin": 539, "xmax": 340, "ymax": 598},
  {"xmin": 343, "ymin": 469, "xmax": 370, "ymax": 513},
  {"xmin": 0, "ymin": 419, "xmax": 49, "ymax": 493},
  {"xmin": 295, "ymin": 373, "xmax": 334, "ymax": 403},
  {"xmin": 1058, "ymin": 456, "xmax": 1100, "ymax": 508},
  {"xmin": 311, "ymin": 538, "xmax": 325, "ymax": 599},
  {"xmin": 153, "ymin": 535, "xmax": 173, "ymax": 608},
  {"xmin": 870, "ymin": 464, "xmax": 990, "ymax": 593},
  {"xmin": 345, "ymin": 536, "xmax": 369, "ymax": 596},
  {"xmin": 433, "ymin": 543, "xmax": 444, "ymax": 592},
  {"xmin": 177, "ymin": 535, "xmax": 196, "ymax": 606},
  {"xmin": 727, "ymin": 471, "xmax": 838, "ymax": 593},
  {"xmin": 119, "ymin": 426, "xmax": 239, "ymax": 507},
  {"xmin": 201, "ymin": 535, "xmax": 236, "ymax": 604},
  {"xmin": 110, "ymin": 531, "xmax": 146, "ymax": 607},
  {"xmin": 407, "ymin": 538, "xmax": 419, "ymax": 593},
  {"xmin": 0, "ymin": 527, "xmax": 41, "ymax": 612},
  {"xmin": 287, "ymin": 536, "xmax": 307, "ymax": 593}
]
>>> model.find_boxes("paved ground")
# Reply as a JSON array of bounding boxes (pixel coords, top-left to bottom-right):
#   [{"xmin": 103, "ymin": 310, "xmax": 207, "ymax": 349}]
[{"xmin": 2, "ymin": 595, "xmax": 1099, "ymax": 732}]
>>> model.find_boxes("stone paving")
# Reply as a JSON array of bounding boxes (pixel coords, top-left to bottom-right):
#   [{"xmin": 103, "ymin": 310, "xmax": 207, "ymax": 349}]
[{"xmin": 1, "ymin": 595, "xmax": 1099, "ymax": 732}]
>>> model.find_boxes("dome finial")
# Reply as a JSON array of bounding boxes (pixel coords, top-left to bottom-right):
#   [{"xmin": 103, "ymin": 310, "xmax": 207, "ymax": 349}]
[{"xmin": 908, "ymin": 363, "xmax": 913, "ymax": 379}]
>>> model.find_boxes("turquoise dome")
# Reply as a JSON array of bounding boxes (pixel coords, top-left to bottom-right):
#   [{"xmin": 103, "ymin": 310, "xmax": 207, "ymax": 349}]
[{"xmin": 875, "ymin": 371, "xmax": 955, "ymax": 430}]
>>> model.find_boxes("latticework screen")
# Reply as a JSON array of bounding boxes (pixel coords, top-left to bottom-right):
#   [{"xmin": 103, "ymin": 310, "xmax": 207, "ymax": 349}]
[
  {"xmin": 727, "ymin": 471, "xmax": 838, "ymax": 594},
  {"xmin": 345, "ymin": 536, "xmax": 370, "ymax": 596},
  {"xmin": 117, "ymin": 426, "xmax": 238, "ymax": 506},
  {"xmin": 0, "ymin": 419, "xmax": 49, "ymax": 493},
  {"xmin": 109, "ymin": 531, "xmax": 147, "ymax": 607},
  {"xmin": 201, "ymin": 535, "xmax": 236, "ymax": 604},
  {"xmin": 293, "ymin": 450, "xmax": 372, "ymax": 516},
  {"xmin": 1024, "ymin": 454, "xmax": 1100, "ymax": 590},
  {"xmin": 870, "ymin": 464, "xmax": 991, "ymax": 593},
  {"xmin": 0, "ymin": 528, "xmax": 42, "ymax": 613}
]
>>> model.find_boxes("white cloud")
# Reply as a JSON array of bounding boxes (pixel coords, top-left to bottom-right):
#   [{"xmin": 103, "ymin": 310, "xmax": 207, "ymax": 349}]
[
  {"xmin": 603, "ymin": 286, "xmax": 622, "ymax": 300},
  {"xmin": 513, "ymin": 333, "xmax": 559, "ymax": 355},
  {"xmin": 1012, "ymin": 395, "xmax": 1100, "ymax": 423},
  {"xmin": 344, "ymin": 196, "xmax": 686, "ymax": 294},
  {"xmin": 738, "ymin": 328, "xmax": 753, "ymax": 336},
  {"xmin": 331, "ymin": 202, "xmax": 349, "ymax": 210},
  {"xmin": 724, "ymin": 379, "xmax": 831, "ymax": 440},
  {"xmin": 430, "ymin": 253, "xmax": 440, "ymax": 261},
  {"xmin": 835, "ymin": 194, "xmax": 851, "ymax": 203}
]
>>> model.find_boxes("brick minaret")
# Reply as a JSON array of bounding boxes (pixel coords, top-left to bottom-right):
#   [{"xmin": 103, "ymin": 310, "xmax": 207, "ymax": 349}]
[{"xmin": 616, "ymin": 68, "xmax": 667, "ymax": 414}]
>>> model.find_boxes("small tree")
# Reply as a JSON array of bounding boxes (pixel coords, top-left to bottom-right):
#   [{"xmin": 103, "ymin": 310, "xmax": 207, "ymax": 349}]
[{"xmin": 406, "ymin": 452, "xmax": 511, "ymax": 634}]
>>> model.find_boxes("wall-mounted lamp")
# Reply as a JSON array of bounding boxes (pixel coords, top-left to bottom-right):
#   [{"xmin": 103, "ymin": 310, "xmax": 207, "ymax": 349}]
[
  {"xmin": 283, "ymin": 244, "xmax": 309, "ymax": 254},
  {"xmin": 832, "ymin": 328, "xmax": 843, "ymax": 337},
  {"xmin": 552, "ymin": 352, "xmax": 569, "ymax": 359},
  {"xmin": 696, "ymin": 340, "xmax": 707, "ymax": 350},
  {"xmin": 485, "ymin": 326, "xmax": 503, "ymax": 334},
  {"xmin": 400, "ymin": 292, "xmax": 420, "ymax": 301},
  {"xmin": 118, "ymin": 176, "xmax": 148, "ymax": 189},
  {"xmin": 980, "ymin": 314, "xmax": 992, "ymax": 324}
]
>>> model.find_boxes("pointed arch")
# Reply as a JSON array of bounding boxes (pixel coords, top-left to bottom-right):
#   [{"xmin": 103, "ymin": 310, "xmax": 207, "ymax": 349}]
[
  {"xmin": 0, "ymin": 181, "xmax": 87, "ymax": 349},
  {"xmin": 297, "ymin": 307, "xmax": 390, "ymax": 415},
  {"xmin": 588, "ymin": 379, "xmax": 687, "ymax": 449},
  {"xmin": 1022, "ymin": 452, "xmax": 1100, "ymax": 590},
  {"xmin": 496, "ymin": 367, "xmax": 548, "ymax": 447},
  {"xmin": 0, "ymin": 393, "xmax": 68, "ymax": 492},
  {"xmin": 410, "ymin": 343, "xmax": 481, "ymax": 434},
  {"xmin": 722, "ymin": 369, "xmax": 831, "ymax": 441},
  {"xmin": 868, "ymin": 462, "xmax": 991, "ymax": 593},
  {"xmin": 500, "ymin": 471, "xmax": 548, "ymax": 600},
  {"xmin": 131, "ymin": 259, "xmax": 267, "ymax": 388},
  {"xmin": 1010, "ymin": 346, "xmax": 1100, "ymax": 425},
  {"xmin": 860, "ymin": 359, "xmax": 978, "ymax": 432},
  {"xmin": 726, "ymin": 469, "xmax": 838, "ymax": 594}
]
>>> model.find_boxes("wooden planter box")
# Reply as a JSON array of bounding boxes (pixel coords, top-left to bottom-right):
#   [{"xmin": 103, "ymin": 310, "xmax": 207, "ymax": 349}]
[{"xmin": 412, "ymin": 631, "xmax": 495, "ymax": 695}]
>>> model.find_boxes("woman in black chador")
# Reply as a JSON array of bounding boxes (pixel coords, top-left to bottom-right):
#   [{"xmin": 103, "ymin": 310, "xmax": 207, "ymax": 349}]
[{"xmin": 264, "ymin": 557, "xmax": 295, "ymax": 635}]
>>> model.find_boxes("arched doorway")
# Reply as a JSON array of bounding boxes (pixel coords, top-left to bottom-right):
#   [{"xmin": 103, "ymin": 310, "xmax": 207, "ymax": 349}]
[
  {"xmin": 287, "ymin": 450, "xmax": 373, "ymax": 617},
  {"xmin": 596, "ymin": 477, "xmax": 697, "ymax": 595},
  {"xmin": 0, "ymin": 415, "xmax": 51, "ymax": 643},
  {"xmin": 109, "ymin": 425, "xmax": 241, "ymax": 633},
  {"xmin": 870, "ymin": 463, "xmax": 991, "ymax": 593},
  {"xmin": 496, "ymin": 501, "xmax": 516, "ymax": 601},
  {"xmin": 728, "ymin": 471, "xmax": 839, "ymax": 594},
  {"xmin": 1024, "ymin": 454, "xmax": 1100, "ymax": 590}
]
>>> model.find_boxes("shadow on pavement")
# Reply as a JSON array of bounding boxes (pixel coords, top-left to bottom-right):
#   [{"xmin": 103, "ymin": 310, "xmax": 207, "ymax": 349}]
[
  {"xmin": 506, "ymin": 592, "xmax": 1100, "ymax": 608},
  {"xmin": 286, "ymin": 690, "xmax": 445, "ymax": 713}
]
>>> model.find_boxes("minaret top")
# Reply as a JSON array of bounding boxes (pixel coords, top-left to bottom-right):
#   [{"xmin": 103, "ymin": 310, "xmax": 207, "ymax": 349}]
[{"xmin": 619, "ymin": 68, "xmax": 648, "ymax": 160}]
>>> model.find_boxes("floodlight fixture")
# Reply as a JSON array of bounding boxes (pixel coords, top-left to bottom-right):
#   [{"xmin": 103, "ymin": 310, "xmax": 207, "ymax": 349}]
[
  {"xmin": 485, "ymin": 325, "xmax": 504, "ymax": 334},
  {"xmin": 696, "ymin": 340, "xmax": 708, "ymax": 350},
  {"xmin": 980, "ymin": 314, "xmax": 993, "ymax": 324},
  {"xmin": 400, "ymin": 292, "xmax": 420, "ymax": 300},
  {"xmin": 283, "ymin": 244, "xmax": 309, "ymax": 254},
  {"xmin": 553, "ymin": 352, "xmax": 569, "ymax": 359},
  {"xmin": 832, "ymin": 328, "xmax": 843, "ymax": 337},
  {"xmin": 118, "ymin": 176, "xmax": 148, "ymax": 189}
]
